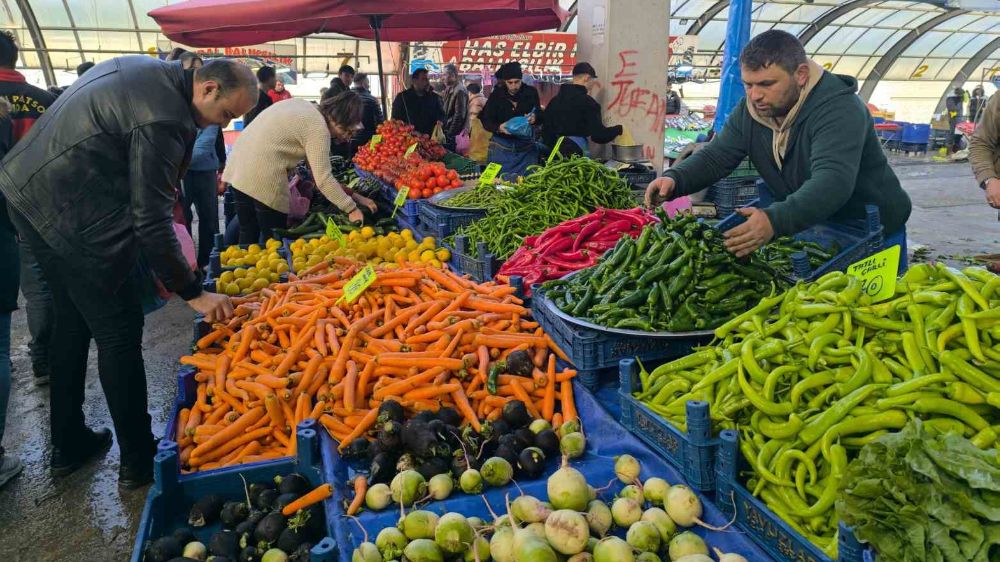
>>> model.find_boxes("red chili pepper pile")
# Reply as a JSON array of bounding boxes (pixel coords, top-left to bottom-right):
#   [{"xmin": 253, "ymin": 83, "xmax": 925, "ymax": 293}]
[{"xmin": 498, "ymin": 208, "xmax": 657, "ymax": 294}]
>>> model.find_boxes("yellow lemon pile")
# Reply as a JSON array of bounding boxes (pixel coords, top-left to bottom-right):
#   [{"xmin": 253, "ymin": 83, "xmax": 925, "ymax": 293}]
[
  {"xmin": 215, "ymin": 240, "xmax": 289, "ymax": 296},
  {"xmin": 288, "ymin": 228, "xmax": 451, "ymax": 271}
]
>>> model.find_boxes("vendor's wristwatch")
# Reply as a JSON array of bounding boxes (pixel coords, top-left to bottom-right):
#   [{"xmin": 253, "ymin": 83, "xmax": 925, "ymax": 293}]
[{"xmin": 982, "ymin": 178, "xmax": 997, "ymax": 190}]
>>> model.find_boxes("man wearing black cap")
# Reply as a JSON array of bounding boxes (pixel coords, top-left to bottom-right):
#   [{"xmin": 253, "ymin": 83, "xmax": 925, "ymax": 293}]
[
  {"xmin": 541, "ymin": 62, "xmax": 623, "ymax": 159},
  {"xmin": 480, "ymin": 61, "xmax": 543, "ymax": 177}
]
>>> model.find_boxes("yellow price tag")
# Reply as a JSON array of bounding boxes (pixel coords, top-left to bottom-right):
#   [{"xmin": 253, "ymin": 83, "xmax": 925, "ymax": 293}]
[
  {"xmin": 405, "ymin": 142, "xmax": 418, "ymax": 156},
  {"xmin": 392, "ymin": 186, "xmax": 410, "ymax": 218},
  {"xmin": 847, "ymin": 245, "xmax": 901, "ymax": 303},
  {"xmin": 479, "ymin": 163, "xmax": 502, "ymax": 185},
  {"xmin": 369, "ymin": 134, "xmax": 382, "ymax": 149},
  {"xmin": 337, "ymin": 265, "xmax": 376, "ymax": 304},
  {"xmin": 325, "ymin": 217, "xmax": 346, "ymax": 245}
]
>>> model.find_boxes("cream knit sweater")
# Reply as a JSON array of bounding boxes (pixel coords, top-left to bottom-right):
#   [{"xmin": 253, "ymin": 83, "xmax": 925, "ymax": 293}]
[{"xmin": 223, "ymin": 98, "xmax": 356, "ymax": 214}]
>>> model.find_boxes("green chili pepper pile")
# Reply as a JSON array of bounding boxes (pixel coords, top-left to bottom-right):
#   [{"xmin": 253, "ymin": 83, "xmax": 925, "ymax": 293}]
[
  {"xmin": 757, "ymin": 236, "xmax": 839, "ymax": 278},
  {"xmin": 630, "ymin": 263, "xmax": 1000, "ymax": 557},
  {"xmin": 437, "ymin": 182, "xmax": 506, "ymax": 210},
  {"xmin": 445, "ymin": 157, "xmax": 634, "ymax": 259},
  {"xmin": 540, "ymin": 212, "xmax": 784, "ymax": 332}
]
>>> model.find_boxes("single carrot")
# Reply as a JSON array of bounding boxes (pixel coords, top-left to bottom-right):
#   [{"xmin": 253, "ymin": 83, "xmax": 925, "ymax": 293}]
[
  {"xmin": 542, "ymin": 354, "xmax": 556, "ymax": 421},
  {"xmin": 343, "ymin": 360, "xmax": 358, "ymax": 414},
  {"xmin": 450, "ymin": 385, "xmax": 482, "ymax": 432},
  {"xmin": 508, "ymin": 378, "xmax": 541, "ymax": 418},
  {"xmin": 346, "ymin": 475, "xmax": 368, "ymax": 516},
  {"xmin": 560, "ymin": 379, "xmax": 577, "ymax": 422},
  {"xmin": 336, "ymin": 408, "xmax": 379, "ymax": 451},
  {"xmin": 403, "ymin": 382, "xmax": 460, "ymax": 401},
  {"xmin": 281, "ymin": 482, "xmax": 334, "ymax": 516}
]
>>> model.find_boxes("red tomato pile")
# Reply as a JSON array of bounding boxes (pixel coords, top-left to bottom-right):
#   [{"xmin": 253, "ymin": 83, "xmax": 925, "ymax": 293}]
[
  {"xmin": 401, "ymin": 162, "xmax": 462, "ymax": 199},
  {"xmin": 353, "ymin": 120, "xmax": 448, "ymax": 193}
]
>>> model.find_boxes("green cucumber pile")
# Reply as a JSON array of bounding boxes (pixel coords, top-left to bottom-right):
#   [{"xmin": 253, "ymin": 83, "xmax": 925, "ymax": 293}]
[{"xmin": 542, "ymin": 213, "xmax": 784, "ymax": 332}]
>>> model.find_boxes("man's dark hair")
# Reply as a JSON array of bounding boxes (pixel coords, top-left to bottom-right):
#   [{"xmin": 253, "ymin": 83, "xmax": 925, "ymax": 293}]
[
  {"xmin": 76, "ymin": 61, "xmax": 95, "ymax": 76},
  {"xmin": 739, "ymin": 30, "xmax": 807, "ymax": 75},
  {"xmin": 196, "ymin": 59, "xmax": 257, "ymax": 99},
  {"xmin": 353, "ymin": 72, "xmax": 368, "ymax": 86},
  {"xmin": 256, "ymin": 65, "xmax": 276, "ymax": 84},
  {"xmin": 0, "ymin": 30, "xmax": 18, "ymax": 68},
  {"xmin": 411, "ymin": 68, "xmax": 429, "ymax": 81},
  {"xmin": 166, "ymin": 47, "xmax": 190, "ymax": 61},
  {"xmin": 319, "ymin": 90, "xmax": 363, "ymax": 128},
  {"xmin": 338, "ymin": 64, "xmax": 356, "ymax": 76},
  {"xmin": 467, "ymin": 82, "xmax": 482, "ymax": 94}
]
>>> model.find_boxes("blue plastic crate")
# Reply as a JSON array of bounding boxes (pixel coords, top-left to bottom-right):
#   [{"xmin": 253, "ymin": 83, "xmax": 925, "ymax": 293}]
[
  {"xmin": 788, "ymin": 205, "xmax": 884, "ymax": 281},
  {"xmin": 320, "ymin": 381, "xmax": 777, "ymax": 562},
  {"xmin": 133, "ymin": 422, "xmax": 337, "ymax": 562},
  {"xmin": 450, "ymin": 234, "xmax": 503, "ymax": 283},
  {"xmin": 531, "ymin": 286, "xmax": 710, "ymax": 389},
  {"xmin": 417, "ymin": 202, "xmax": 485, "ymax": 239},
  {"xmin": 715, "ymin": 430, "xmax": 872, "ymax": 562},
  {"xmin": 618, "ymin": 358, "xmax": 717, "ymax": 492}
]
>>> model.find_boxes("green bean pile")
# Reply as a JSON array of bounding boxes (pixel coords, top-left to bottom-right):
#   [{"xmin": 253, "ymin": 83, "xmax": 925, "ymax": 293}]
[
  {"xmin": 445, "ymin": 157, "xmax": 634, "ymax": 259},
  {"xmin": 437, "ymin": 182, "xmax": 506, "ymax": 210},
  {"xmin": 630, "ymin": 264, "xmax": 1000, "ymax": 557}
]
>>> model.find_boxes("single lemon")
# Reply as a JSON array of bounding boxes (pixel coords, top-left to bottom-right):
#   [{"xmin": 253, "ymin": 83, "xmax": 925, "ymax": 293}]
[
  {"xmin": 232, "ymin": 268, "xmax": 247, "ymax": 279},
  {"xmin": 247, "ymin": 243, "xmax": 262, "ymax": 254},
  {"xmin": 429, "ymin": 259, "xmax": 443, "ymax": 268},
  {"xmin": 223, "ymin": 283, "xmax": 240, "ymax": 296},
  {"xmin": 275, "ymin": 261, "xmax": 289, "ymax": 273},
  {"xmin": 360, "ymin": 226, "xmax": 376, "ymax": 239},
  {"xmin": 401, "ymin": 229, "xmax": 413, "ymax": 240},
  {"xmin": 420, "ymin": 250, "xmax": 436, "ymax": 262},
  {"xmin": 236, "ymin": 277, "xmax": 253, "ymax": 290},
  {"xmin": 218, "ymin": 270, "xmax": 235, "ymax": 285}
]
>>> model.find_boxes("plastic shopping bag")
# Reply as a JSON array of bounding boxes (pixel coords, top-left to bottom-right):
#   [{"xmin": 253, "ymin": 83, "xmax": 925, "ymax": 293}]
[
  {"xmin": 501, "ymin": 108, "xmax": 536, "ymax": 139},
  {"xmin": 455, "ymin": 129, "xmax": 471, "ymax": 154},
  {"xmin": 288, "ymin": 175, "xmax": 313, "ymax": 222},
  {"xmin": 468, "ymin": 118, "xmax": 491, "ymax": 163},
  {"xmin": 432, "ymin": 122, "xmax": 446, "ymax": 144}
]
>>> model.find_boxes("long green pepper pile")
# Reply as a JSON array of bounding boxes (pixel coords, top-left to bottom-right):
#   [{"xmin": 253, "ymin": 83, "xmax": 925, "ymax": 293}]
[
  {"xmin": 630, "ymin": 264, "xmax": 1000, "ymax": 557},
  {"xmin": 542, "ymin": 213, "xmax": 783, "ymax": 332},
  {"xmin": 445, "ymin": 157, "xmax": 634, "ymax": 259}
]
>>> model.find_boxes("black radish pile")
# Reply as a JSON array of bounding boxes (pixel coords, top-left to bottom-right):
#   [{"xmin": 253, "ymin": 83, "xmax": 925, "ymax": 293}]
[
  {"xmin": 343, "ymin": 398, "xmax": 587, "ymax": 511},
  {"xmin": 352, "ymin": 454, "xmax": 750, "ymax": 562},
  {"xmin": 142, "ymin": 473, "xmax": 325, "ymax": 562}
]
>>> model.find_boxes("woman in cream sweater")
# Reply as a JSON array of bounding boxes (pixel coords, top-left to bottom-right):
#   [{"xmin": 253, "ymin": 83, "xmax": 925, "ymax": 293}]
[{"xmin": 225, "ymin": 90, "xmax": 376, "ymax": 243}]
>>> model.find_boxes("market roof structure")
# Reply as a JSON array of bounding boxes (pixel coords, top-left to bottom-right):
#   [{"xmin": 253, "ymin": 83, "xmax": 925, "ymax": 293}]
[{"xmin": 1, "ymin": 0, "xmax": 997, "ymax": 110}]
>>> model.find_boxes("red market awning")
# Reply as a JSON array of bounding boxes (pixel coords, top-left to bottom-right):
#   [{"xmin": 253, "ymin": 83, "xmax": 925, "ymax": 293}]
[{"xmin": 149, "ymin": 0, "xmax": 569, "ymax": 47}]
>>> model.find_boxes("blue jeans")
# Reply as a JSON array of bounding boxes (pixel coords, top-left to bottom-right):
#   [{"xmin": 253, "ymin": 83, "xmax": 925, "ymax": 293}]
[
  {"xmin": 0, "ymin": 312, "xmax": 10, "ymax": 450},
  {"xmin": 182, "ymin": 169, "xmax": 220, "ymax": 268},
  {"xmin": 487, "ymin": 136, "xmax": 539, "ymax": 180}
]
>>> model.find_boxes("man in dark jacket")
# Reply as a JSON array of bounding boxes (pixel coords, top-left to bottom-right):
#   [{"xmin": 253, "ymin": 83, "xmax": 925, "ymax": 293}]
[
  {"xmin": 541, "ymin": 62, "xmax": 622, "ymax": 158},
  {"xmin": 647, "ymin": 30, "xmax": 911, "ymax": 258},
  {"xmin": 0, "ymin": 56, "xmax": 256, "ymax": 488},
  {"xmin": 0, "ymin": 98, "xmax": 21, "ymax": 489},
  {"xmin": 0, "ymin": 30, "xmax": 56, "ymax": 387},
  {"xmin": 441, "ymin": 64, "xmax": 468, "ymax": 152},
  {"xmin": 392, "ymin": 68, "xmax": 444, "ymax": 136},
  {"xmin": 350, "ymin": 72, "xmax": 384, "ymax": 154},
  {"xmin": 243, "ymin": 64, "xmax": 276, "ymax": 127}
]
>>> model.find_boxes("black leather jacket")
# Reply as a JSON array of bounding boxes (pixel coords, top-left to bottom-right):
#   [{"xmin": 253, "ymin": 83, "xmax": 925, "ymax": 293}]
[{"xmin": 0, "ymin": 56, "xmax": 202, "ymax": 299}]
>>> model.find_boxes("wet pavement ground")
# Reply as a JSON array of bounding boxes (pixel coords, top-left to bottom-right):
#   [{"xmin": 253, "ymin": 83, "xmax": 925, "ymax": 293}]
[{"xmin": 0, "ymin": 157, "xmax": 996, "ymax": 561}]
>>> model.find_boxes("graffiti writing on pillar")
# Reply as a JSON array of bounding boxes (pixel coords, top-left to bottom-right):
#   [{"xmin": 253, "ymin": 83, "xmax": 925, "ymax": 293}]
[{"xmin": 607, "ymin": 50, "xmax": 667, "ymax": 161}]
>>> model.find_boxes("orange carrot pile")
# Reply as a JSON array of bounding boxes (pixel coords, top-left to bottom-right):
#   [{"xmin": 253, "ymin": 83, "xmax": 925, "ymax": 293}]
[{"xmin": 175, "ymin": 262, "xmax": 578, "ymax": 473}]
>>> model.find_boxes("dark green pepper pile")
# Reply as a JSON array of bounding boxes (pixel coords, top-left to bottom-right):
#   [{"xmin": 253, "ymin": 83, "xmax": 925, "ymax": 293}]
[
  {"xmin": 541, "ymin": 212, "xmax": 783, "ymax": 332},
  {"xmin": 630, "ymin": 264, "xmax": 1000, "ymax": 557}
]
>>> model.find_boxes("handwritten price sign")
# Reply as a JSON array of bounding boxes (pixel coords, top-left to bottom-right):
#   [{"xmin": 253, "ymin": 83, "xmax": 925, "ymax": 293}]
[
  {"xmin": 325, "ymin": 217, "xmax": 346, "ymax": 245},
  {"xmin": 479, "ymin": 163, "xmax": 502, "ymax": 186},
  {"xmin": 405, "ymin": 142, "xmax": 418, "ymax": 157},
  {"xmin": 392, "ymin": 186, "xmax": 410, "ymax": 218},
  {"xmin": 847, "ymin": 245, "xmax": 901, "ymax": 303},
  {"xmin": 337, "ymin": 265, "xmax": 376, "ymax": 304},
  {"xmin": 369, "ymin": 134, "xmax": 382, "ymax": 149}
]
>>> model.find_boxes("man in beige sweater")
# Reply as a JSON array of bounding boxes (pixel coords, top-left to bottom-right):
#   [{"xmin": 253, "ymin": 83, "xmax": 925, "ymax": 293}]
[{"xmin": 224, "ymin": 91, "xmax": 376, "ymax": 243}]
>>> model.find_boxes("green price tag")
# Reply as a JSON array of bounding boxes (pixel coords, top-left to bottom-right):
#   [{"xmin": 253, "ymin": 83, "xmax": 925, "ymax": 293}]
[
  {"xmin": 391, "ymin": 186, "xmax": 410, "ymax": 218},
  {"xmin": 369, "ymin": 134, "xmax": 382, "ymax": 149},
  {"xmin": 847, "ymin": 245, "xmax": 901, "ymax": 303},
  {"xmin": 479, "ymin": 163, "xmax": 502, "ymax": 185},
  {"xmin": 325, "ymin": 217, "xmax": 345, "ymax": 245},
  {"xmin": 405, "ymin": 142, "xmax": 418, "ymax": 156},
  {"xmin": 337, "ymin": 265, "xmax": 377, "ymax": 304}
]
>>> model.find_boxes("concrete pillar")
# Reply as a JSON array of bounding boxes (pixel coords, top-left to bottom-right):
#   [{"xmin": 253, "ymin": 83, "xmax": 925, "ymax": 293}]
[{"xmin": 576, "ymin": 0, "xmax": 670, "ymax": 172}]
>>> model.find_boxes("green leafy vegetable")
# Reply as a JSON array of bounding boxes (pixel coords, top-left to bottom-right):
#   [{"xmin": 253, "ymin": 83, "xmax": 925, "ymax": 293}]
[{"xmin": 836, "ymin": 420, "xmax": 1000, "ymax": 562}]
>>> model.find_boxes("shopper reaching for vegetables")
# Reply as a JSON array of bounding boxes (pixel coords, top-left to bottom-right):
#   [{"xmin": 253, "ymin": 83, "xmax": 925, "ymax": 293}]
[
  {"xmin": 645, "ymin": 30, "xmax": 911, "ymax": 258},
  {"xmin": 224, "ymin": 90, "xmax": 376, "ymax": 244}
]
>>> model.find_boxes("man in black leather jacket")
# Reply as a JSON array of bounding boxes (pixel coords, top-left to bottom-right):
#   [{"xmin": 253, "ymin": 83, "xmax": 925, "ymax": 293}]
[{"xmin": 0, "ymin": 56, "xmax": 257, "ymax": 488}]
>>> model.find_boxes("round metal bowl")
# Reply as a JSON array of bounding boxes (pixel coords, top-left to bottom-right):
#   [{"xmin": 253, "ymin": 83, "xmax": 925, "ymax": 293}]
[{"xmin": 612, "ymin": 144, "xmax": 646, "ymax": 163}]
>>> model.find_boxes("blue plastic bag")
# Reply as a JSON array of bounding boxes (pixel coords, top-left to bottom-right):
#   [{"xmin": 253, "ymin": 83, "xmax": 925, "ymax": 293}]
[{"xmin": 502, "ymin": 108, "xmax": 536, "ymax": 139}]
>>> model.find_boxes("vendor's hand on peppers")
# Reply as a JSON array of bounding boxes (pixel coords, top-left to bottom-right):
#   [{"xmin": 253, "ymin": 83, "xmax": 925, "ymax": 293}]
[
  {"xmin": 188, "ymin": 291, "xmax": 234, "ymax": 323},
  {"xmin": 644, "ymin": 176, "xmax": 676, "ymax": 208},
  {"xmin": 723, "ymin": 207, "xmax": 774, "ymax": 257},
  {"xmin": 348, "ymin": 208, "xmax": 365, "ymax": 224},
  {"xmin": 351, "ymin": 192, "xmax": 377, "ymax": 212}
]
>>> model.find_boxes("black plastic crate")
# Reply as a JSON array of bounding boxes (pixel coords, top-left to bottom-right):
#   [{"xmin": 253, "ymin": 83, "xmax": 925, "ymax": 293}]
[
  {"xmin": 707, "ymin": 175, "xmax": 760, "ymax": 217},
  {"xmin": 449, "ymin": 235, "xmax": 503, "ymax": 282}
]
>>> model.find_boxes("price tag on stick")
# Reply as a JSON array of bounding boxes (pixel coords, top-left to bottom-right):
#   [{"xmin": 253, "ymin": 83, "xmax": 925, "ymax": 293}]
[
  {"xmin": 392, "ymin": 186, "xmax": 410, "ymax": 218},
  {"xmin": 405, "ymin": 142, "xmax": 418, "ymax": 156},
  {"xmin": 846, "ymin": 245, "xmax": 901, "ymax": 303},
  {"xmin": 369, "ymin": 134, "xmax": 382, "ymax": 149},
  {"xmin": 325, "ymin": 217, "xmax": 346, "ymax": 245},
  {"xmin": 337, "ymin": 265, "xmax": 376, "ymax": 304},
  {"xmin": 479, "ymin": 163, "xmax": 502, "ymax": 186}
]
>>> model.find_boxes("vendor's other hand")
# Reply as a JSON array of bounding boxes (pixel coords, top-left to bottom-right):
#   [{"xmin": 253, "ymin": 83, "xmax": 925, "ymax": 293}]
[
  {"xmin": 189, "ymin": 292, "xmax": 234, "ymax": 323},
  {"xmin": 724, "ymin": 207, "xmax": 774, "ymax": 257},
  {"xmin": 645, "ymin": 176, "xmax": 676, "ymax": 208},
  {"xmin": 348, "ymin": 208, "xmax": 365, "ymax": 224},
  {"xmin": 352, "ymin": 193, "xmax": 377, "ymax": 212},
  {"xmin": 986, "ymin": 179, "xmax": 1000, "ymax": 209},
  {"xmin": 499, "ymin": 124, "xmax": 511, "ymax": 135},
  {"xmin": 527, "ymin": 114, "xmax": 536, "ymax": 125}
]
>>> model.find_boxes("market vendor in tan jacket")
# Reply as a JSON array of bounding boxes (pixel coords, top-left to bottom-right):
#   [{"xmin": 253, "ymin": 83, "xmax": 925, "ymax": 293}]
[
  {"xmin": 224, "ymin": 91, "xmax": 377, "ymax": 243},
  {"xmin": 968, "ymin": 82, "xmax": 1000, "ymax": 211}
]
